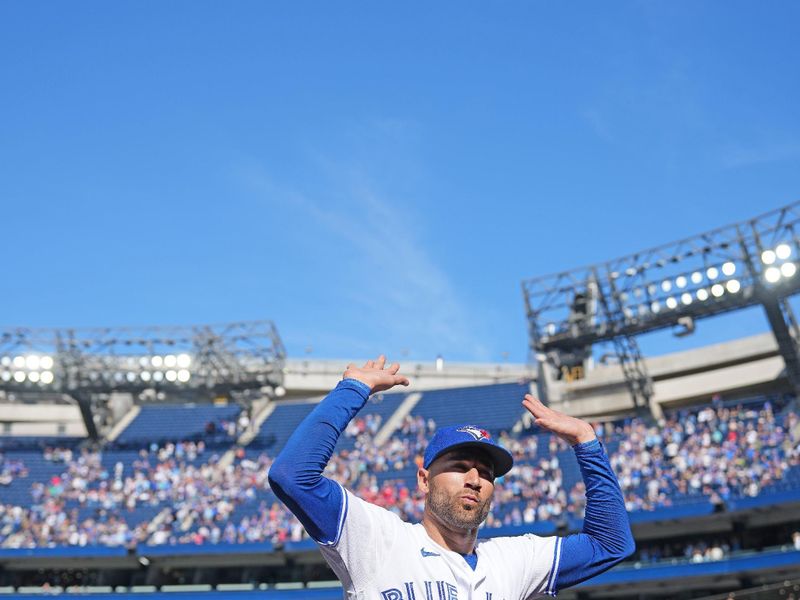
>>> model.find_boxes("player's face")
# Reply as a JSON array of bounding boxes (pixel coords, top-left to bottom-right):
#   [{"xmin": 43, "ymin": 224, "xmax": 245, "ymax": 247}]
[{"xmin": 422, "ymin": 448, "xmax": 495, "ymax": 531}]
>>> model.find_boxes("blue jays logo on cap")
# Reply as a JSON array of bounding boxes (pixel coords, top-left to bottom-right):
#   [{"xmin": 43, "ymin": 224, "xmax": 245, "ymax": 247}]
[
  {"xmin": 457, "ymin": 426, "xmax": 491, "ymax": 441},
  {"xmin": 423, "ymin": 424, "xmax": 514, "ymax": 477}
]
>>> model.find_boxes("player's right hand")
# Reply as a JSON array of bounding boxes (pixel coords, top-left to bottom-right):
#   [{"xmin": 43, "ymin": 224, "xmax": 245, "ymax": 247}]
[{"xmin": 343, "ymin": 354, "xmax": 410, "ymax": 394}]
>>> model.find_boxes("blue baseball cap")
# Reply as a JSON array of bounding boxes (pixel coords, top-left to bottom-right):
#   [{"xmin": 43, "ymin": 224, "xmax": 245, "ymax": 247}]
[{"xmin": 423, "ymin": 425, "xmax": 513, "ymax": 477}]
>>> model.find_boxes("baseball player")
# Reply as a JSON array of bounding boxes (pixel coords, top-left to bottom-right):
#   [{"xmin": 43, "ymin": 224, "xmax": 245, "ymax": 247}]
[{"xmin": 269, "ymin": 356, "xmax": 634, "ymax": 599}]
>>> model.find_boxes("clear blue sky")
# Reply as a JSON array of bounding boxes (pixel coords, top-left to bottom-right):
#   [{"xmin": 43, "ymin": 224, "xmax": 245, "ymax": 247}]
[{"xmin": 2, "ymin": 1, "xmax": 799, "ymax": 363}]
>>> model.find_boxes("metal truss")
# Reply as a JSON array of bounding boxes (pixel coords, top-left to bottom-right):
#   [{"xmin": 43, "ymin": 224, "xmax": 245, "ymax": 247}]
[
  {"xmin": 522, "ymin": 200, "xmax": 800, "ymax": 405},
  {"xmin": 0, "ymin": 321, "xmax": 286, "ymax": 439}
]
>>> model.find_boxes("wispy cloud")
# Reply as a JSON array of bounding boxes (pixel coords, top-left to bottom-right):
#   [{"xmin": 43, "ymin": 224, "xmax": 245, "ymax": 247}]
[
  {"xmin": 237, "ymin": 141, "xmax": 491, "ymax": 361},
  {"xmin": 718, "ymin": 140, "xmax": 800, "ymax": 169}
]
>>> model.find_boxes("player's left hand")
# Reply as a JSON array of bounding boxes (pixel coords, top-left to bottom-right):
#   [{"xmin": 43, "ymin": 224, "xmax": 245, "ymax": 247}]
[{"xmin": 522, "ymin": 394, "xmax": 596, "ymax": 446}]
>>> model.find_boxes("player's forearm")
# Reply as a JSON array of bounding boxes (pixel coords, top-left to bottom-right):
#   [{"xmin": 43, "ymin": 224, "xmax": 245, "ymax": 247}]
[
  {"xmin": 555, "ymin": 439, "xmax": 635, "ymax": 590},
  {"xmin": 267, "ymin": 378, "xmax": 370, "ymax": 543}
]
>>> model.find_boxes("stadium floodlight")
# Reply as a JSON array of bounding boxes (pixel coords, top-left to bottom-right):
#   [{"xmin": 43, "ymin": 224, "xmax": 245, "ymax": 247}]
[
  {"xmin": 522, "ymin": 200, "xmax": 800, "ymax": 407},
  {"xmin": 0, "ymin": 320, "xmax": 286, "ymax": 439},
  {"xmin": 765, "ymin": 267, "xmax": 782, "ymax": 283}
]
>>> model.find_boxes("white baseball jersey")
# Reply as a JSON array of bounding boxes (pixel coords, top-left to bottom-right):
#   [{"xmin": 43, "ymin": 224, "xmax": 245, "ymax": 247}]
[{"xmin": 318, "ymin": 486, "xmax": 562, "ymax": 600}]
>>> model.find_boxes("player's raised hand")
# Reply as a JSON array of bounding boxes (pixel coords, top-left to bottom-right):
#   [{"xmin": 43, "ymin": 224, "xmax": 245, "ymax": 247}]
[
  {"xmin": 343, "ymin": 354, "xmax": 410, "ymax": 394},
  {"xmin": 522, "ymin": 394, "xmax": 596, "ymax": 446}
]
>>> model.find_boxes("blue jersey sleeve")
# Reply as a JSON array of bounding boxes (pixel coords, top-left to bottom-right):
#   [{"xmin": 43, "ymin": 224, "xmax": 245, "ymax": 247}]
[
  {"xmin": 267, "ymin": 378, "xmax": 371, "ymax": 545},
  {"xmin": 554, "ymin": 438, "xmax": 636, "ymax": 591}
]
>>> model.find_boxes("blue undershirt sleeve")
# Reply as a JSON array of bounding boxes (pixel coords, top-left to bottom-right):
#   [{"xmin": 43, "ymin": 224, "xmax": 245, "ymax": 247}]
[
  {"xmin": 267, "ymin": 378, "xmax": 371, "ymax": 545},
  {"xmin": 554, "ymin": 438, "xmax": 636, "ymax": 591}
]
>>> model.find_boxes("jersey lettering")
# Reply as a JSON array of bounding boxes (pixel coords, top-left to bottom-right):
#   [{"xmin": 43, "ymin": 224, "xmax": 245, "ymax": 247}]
[
  {"xmin": 381, "ymin": 581, "xmax": 459, "ymax": 600},
  {"xmin": 405, "ymin": 582, "xmax": 417, "ymax": 600}
]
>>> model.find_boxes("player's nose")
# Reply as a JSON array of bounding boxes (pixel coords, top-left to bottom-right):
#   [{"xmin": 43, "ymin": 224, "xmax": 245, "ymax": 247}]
[{"xmin": 464, "ymin": 467, "xmax": 481, "ymax": 489}]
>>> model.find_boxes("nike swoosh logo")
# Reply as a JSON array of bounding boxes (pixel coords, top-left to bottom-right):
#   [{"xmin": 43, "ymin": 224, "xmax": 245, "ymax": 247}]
[{"xmin": 420, "ymin": 548, "xmax": 441, "ymax": 558}]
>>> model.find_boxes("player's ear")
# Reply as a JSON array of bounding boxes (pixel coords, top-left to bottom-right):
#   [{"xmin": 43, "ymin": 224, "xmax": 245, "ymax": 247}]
[{"xmin": 417, "ymin": 467, "xmax": 430, "ymax": 494}]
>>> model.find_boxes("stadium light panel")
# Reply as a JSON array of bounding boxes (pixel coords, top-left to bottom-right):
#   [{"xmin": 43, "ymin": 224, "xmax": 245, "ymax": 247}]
[
  {"xmin": 776, "ymin": 243, "xmax": 792, "ymax": 260},
  {"xmin": 153, "ymin": 371, "xmax": 164, "ymax": 382},
  {"xmin": 25, "ymin": 355, "xmax": 40, "ymax": 370},
  {"xmin": 681, "ymin": 292, "xmax": 693, "ymax": 305},
  {"xmin": 762, "ymin": 250, "xmax": 777, "ymax": 265},
  {"xmin": 40, "ymin": 371, "xmax": 54, "ymax": 384},
  {"xmin": 151, "ymin": 356, "xmax": 163, "ymax": 368},
  {"xmin": 40, "ymin": 356, "xmax": 53, "ymax": 370},
  {"xmin": 13, "ymin": 356, "xmax": 25, "ymax": 369},
  {"xmin": 697, "ymin": 288, "xmax": 709, "ymax": 301},
  {"xmin": 164, "ymin": 355, "xmax": 177, "ymax": 368},
  {"xmin": 661, "ymin": 280, "xmax": 672, "ymax": 292},
  {"xmin": 176, "ymin": 353, "xmax": 191, "ymax": 368},
  {"xmin": 165, "ymin": 370, "xmax": 178, "ymax": 382},
  {"xmin": 0, "ymin": 357, "xmax": 9, "ymax": 367},
  {"xmin": 691, "ymin": 271, "xmax": 703, "ymax": 284},
  {"xmin": 722, "ymin": 262, "xmax": 736, "ymax": 276},
  {"xmin": 126, "ymin": 372, "xmax": 136, "ymax": 382},
  {"xmin": 707, "ymin": 267, "xmax": 719, "ymax": 280},
  {"xmin": 666, "ymin": 297, "xmax": 678, "ymax": 309},
  {"xmin": 711, "ymin": 284, "xmax": 725, "ymax": 297},
  {"xmin": 28, "ymin": 371, "xmax": 40, "ymax": 383},
  {"xmin": 781, "ymin": 262, "xmax": 797, "ymax": 278},
  {"xmin": 676, "ymin": 276, "xmax": 687, "ymax": 289},
  {"xmin": 13, "ymin": 371, "xmax": 25, "ymax": 383},
  {"xmin": 0, "ymin": 371, "xmax": 10, "ymax": 382},
  {"xmin": 726, "ymin": 279, "xmax": 741, "ymax": 293},
  {"xmin": 177, "ymin": 369, "xmax": 191, "ymax": 382},
  {"xmin": 141, "ymin": 371, "xmax": 152, "ymax": 382},
  {"xmin": 765, "ymin": 267, "xmax": 782, "ymax": 283},
  {"xmin": 650, "ymin": 301, "xmax": 661, "ymax": 313}
]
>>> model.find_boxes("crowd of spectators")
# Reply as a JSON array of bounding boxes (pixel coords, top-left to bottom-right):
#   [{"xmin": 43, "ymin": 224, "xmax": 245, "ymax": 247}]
[
  {"xmin": 0, "ymin": 396, "xmax": 798, "ymax": 553},
  {"xmin": 608, "ymin": 397, "xmax": 800, "ymax": 512},
  {"xmin": 0, "ymin": 453, "xmax": 27, "ymax": 486}
]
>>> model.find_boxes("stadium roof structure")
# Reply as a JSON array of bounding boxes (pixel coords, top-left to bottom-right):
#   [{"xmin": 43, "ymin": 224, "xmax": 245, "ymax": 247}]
[
  {"xmin": 0, "ymin": 320, "xmax": 286, "ymax": 439},
  {"xmin": 522, "ymin": 200, "xmax": 800, "ymax": 409}
]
